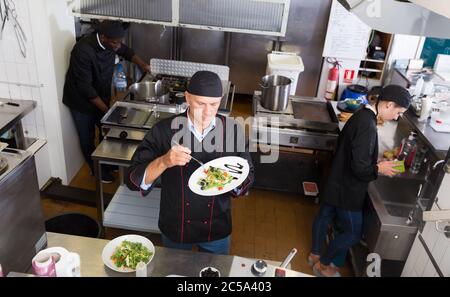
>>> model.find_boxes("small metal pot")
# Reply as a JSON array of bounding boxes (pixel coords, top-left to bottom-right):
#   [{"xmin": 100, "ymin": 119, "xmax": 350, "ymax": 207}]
[
  {"xmin": 260, "ymin": 75, "xmax": 291, "ymax": 111},
  {"xmin": 128, "ymin": 81, "xmax": 170, "ymax": 104}
]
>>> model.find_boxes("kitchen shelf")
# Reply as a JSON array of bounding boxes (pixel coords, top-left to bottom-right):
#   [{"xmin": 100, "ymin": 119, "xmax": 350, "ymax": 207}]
[
  {"xmin": 362, "ymin": 58, "xmax": 385, "ymax": 63},
  {"xmin": 359, "ymin": 68, "xmax": 383, "ymax": 73},
  {"xmin": 355, "ymin": 30, "xmax": 393, "ymax": 87},
  {"xmin": 103, "ymin": 185, "xmax": 161, "ymax": 233}
]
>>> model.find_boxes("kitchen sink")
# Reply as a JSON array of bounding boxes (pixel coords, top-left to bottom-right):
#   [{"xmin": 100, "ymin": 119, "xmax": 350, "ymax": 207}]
[
  {"xmin": 372, "ymin": 176, "xmax": 422, "ymax": 206},
  {"xmin": 365, "ymin": 176, "xmax": 423, "ymax": 261},
  {"xmin": 383, "ymin": 202, "xmax": 415, "ymax": 218}
]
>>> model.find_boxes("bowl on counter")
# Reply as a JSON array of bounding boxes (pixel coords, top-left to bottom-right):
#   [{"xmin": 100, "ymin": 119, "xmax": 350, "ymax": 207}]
[
  {"xmin": 343, "ymin": 98, "xmax": 363, "ymax": 111},
  {"xmin": 102, "ymin": 234, "xmax": 155, "ymax": 273},
  {"xmin": 199, "ymin": 266, "xmax": 220, "ymax": 277}
]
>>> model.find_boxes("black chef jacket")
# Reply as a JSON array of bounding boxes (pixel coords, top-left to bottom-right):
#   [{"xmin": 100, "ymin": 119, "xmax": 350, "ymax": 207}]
[
  {"xmin": 125, "ymin": 112, "xmax": 255, "ymax": 243},
  {"xmin": 323, "ymin": 107, "xmax": 379, "ymax": 211},
  {"xmin": 62, "ymin": 33, "xmax": 135, "ymax": 114}
]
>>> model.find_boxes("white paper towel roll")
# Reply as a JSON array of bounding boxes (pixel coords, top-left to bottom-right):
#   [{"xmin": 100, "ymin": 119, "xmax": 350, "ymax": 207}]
[{"xmin": 34, "ymin": 247, "xmax": 81, "ymax": 277}]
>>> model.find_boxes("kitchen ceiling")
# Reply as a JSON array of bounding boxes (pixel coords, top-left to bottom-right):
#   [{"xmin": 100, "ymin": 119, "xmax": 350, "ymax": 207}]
[{"xmin": 337, "ymin": 0, "xmax": 450, "ymax": 39}]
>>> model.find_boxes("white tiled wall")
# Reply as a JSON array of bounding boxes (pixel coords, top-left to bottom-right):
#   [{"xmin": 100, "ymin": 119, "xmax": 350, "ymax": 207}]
[
  {"xmin": 0, "ymin": 0, "xmax": 46, "ymax": 141},
  {"xmin": 1, "ymin": 0, "xmax": 83, "ymax": 187},
  {"xmin": 402, "ymin": 202, "xmax": 450, "ymax": 277}
]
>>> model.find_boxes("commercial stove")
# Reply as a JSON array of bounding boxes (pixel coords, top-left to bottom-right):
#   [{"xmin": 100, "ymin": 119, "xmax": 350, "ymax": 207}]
[
  {"xmin": 124, "ymin": 59, "xmax": 235, "ymax": 117},
  {"xmin": 250, "ymin": 92, "xmax": 340, "ymax": 194},
  {"xmin": 251, "ymin": 92, "xmax": 340, "ymax": 151},
  {"xmin": 101, "ymin": 101, "xmax": 181, "ymax": 141}
]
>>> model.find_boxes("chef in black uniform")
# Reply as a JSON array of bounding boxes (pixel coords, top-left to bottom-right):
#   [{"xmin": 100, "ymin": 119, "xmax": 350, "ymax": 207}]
[
  {"xmin": 125, "ymin": 71, "xmax": 254, "ymax": 254},
  {"xmin": 63, "ymin": 20, "xmax": 150, "ymax": 183},
  {"xmin": 308, "ymin": 85, "xmax": 411, "ymax": 277}
]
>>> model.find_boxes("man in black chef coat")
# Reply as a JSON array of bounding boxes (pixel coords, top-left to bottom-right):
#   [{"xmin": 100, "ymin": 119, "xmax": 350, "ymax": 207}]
[
  {"xmin": 125, "ymin": 71, "xmax": 254, "ymax": 254},
  {"xmin": 63, "ymin": 20, "xmax": 150, "ymax": 183}
]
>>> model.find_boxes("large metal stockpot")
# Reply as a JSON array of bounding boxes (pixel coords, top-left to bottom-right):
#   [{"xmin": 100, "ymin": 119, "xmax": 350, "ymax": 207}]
[
  {"xmin": 260, "ymin": 74, "xmax": 292, "ymax": 111},
  {"xmin": 128, "ymin": 81, "xmax": 170, "ymax": 104}
]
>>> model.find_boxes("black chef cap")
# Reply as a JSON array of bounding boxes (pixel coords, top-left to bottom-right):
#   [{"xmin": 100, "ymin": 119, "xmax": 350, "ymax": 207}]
[
  {"xmin": 98, "ymin": 20, "xmax": 126, "ymax": 39},
  {"xmin": 187, "ymin": 71, "xmax": 223, "ymax": 97},
  {"xmin": 378, "ymin": 85, "xmax": 411, "ymax": 109}
]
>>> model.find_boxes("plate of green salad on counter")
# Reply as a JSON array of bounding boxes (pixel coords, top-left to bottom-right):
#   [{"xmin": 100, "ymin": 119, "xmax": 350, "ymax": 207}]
[{"xmin": 102, "ymin": 235, "xmax": 155, "ymax": 272}]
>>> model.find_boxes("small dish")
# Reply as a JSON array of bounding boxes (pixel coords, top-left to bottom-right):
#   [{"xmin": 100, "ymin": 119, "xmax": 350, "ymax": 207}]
[
  {"xmin": 343, "ymin": 98, "xmax": 363, "ymax": 111},
  {"xmin": 199, "ymin": 266, "xmax": 221, "ymax": 277}
]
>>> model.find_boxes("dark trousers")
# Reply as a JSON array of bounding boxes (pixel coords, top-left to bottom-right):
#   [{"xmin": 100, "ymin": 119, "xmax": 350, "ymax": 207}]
[
  {"xmin": 311, "ymin": 203, "xmax": 362, "ymax": 265},
  {"xmin": 70, "ymin": 109, "xmax": 103, "ymax": 172}
]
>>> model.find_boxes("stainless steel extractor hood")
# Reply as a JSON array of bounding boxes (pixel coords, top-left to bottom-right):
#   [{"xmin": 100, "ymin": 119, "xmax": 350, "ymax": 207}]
[{"xmin": 337, "ymin": 0, "xmax": 450, "ymax": 39}]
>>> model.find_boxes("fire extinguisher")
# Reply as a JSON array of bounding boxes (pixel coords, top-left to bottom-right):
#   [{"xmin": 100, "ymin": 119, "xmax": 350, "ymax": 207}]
[{"xmin": 324, "ymin": 58, "xmax": 341, "ymax": 101}]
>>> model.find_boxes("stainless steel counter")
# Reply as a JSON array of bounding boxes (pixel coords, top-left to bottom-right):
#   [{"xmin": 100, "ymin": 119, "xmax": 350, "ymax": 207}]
[
  {"xmin": 403, "ymin": 110, "xmax": 450, "ymax": 158},
  {"xmin": 392, "ymin": 68, "xmax": 450, "ymax": 88},
  {"xmin": 92, "ymin": 138, "xmax": 139, "ymax": 165},
  {"xmin": 0, "ymin": 99, "xmax": 36, "ymax": 134},
  {"xmin": 0, "ymin": 99, "xmax": 36, "ymax": 149},
  {"xmin": 46, "ymin": 232, "xmax": 232, "ymax": 277},
  {"xmin": 91, "ymin": 139, "xmax": 140, "ymax": 224},
  {"xmin": 45, "ymin": 232, "xmax": 310, "ymax": 277}
]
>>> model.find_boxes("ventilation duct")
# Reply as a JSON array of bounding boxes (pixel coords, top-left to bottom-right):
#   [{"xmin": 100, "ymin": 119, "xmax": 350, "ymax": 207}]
[{"xmin": 337, "ymin": 0, "xmax": 450, "ymax": 39}]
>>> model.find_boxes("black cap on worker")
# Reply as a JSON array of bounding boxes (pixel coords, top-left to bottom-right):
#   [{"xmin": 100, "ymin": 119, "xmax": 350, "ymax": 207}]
[
  {"xmin": 98, "ymin": 21, "xmax": 126, "ymax": 39},
  {"xmin": 187, "ymin": 71, "xmax": 223, "ymax": 98},
  {"xmin": 378, "ymin": 85, "xmax": 412, "ymax": 109}
]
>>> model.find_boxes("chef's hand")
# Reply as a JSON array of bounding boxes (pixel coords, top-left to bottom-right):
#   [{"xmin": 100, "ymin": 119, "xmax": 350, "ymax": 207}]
[
  {"xmin": 161, "ymin": 145, "xmax": 191, "ymax": 168},
  {"xmin": 377, "ymin": 160, "xmax": 400, "ymax": 177},
  {"xmin": 141, "ymin": 63, "xmax": 151, "ymax": 73}
]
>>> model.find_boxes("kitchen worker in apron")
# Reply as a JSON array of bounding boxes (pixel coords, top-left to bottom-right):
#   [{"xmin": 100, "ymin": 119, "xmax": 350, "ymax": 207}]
[
  {"xmin": 125, "ymin": 71, "xmax": 254, "ymax": 254},
  {"xmin": 308, "ymin": 85, "xmax": 411, "ymax": 277},
  {"xmin": 63, "ymin": 20, "xmax": 150, "ymax": 183}
]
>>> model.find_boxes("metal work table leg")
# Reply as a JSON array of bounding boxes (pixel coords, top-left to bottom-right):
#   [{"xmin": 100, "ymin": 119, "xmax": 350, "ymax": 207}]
[
  {"xmin": 93, "ymin": 159, "xmax": 105, "ymax": 238},
  {"xmin": 13, "ymin": 121, "xmax": 26, "ymax": 149}
]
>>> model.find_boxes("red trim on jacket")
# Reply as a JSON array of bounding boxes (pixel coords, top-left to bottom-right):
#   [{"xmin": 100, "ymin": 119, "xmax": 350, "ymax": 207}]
[
  {"xmin": 208, "ymin": 197, "xmax": 215, "ymax": 241},
  {"xmin": 180, "ymin": 166, "xmax": 185, "ymax": 243},
  {"xmin": 129, "ymin": 168, "xmax": 144, "ymax": 197}
]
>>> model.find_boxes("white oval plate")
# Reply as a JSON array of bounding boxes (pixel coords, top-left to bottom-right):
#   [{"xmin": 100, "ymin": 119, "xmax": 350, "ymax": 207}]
[
  {"xmin": 101, "ymin": 234, "xmax": 155, "ymax": 273},
  {"xmin": 188, "ymin": 156, "xmax": 250, "ymax": 197}
]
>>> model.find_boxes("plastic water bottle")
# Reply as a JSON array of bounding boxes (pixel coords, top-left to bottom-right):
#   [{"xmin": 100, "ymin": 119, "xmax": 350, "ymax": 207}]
[
  {"xmin": 136, "ymin": 261, "xmax": 147, "ymax": 277},
  {"xmin": 114, "ymin": 63, "xmax": 127, "ymax": 92},
  {"xmin": 398, "ymin": 132, "xmax": 417, "ymax": 168},
  {"xmin": 414, "ymin": 75, "xmax": 424, "ymax": 97},
  {"xmin": 419, "ymin": 96, "xmax": 432, "ymax": 122}
]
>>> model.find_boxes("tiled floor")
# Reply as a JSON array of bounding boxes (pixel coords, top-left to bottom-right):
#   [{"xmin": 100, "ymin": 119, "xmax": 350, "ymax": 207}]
[{"xmin": 40, "ymin": 97, "xmax": 353, "ymax": 276}]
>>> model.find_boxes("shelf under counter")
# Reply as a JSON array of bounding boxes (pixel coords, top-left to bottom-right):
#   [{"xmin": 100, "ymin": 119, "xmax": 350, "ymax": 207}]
[{"xmin": 103, "ymin": 185, "xmax": 161, "ymax": 233}]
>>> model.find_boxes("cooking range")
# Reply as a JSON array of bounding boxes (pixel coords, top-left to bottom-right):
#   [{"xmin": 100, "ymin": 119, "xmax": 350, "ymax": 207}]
[
  {"xmin": 101, "ymin": 101, "xmax": 179, "ymax": 141},
  {"xmin": 251, "ymin": 92, "xmax": 339, "ymax": 151},
  {"xmin": 125, "ymin": 73, "xmax": 233, "ymax": 111},
  {"xmin": 249, "ymin": 92, "xmax": 340, "ymax": 194}
]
